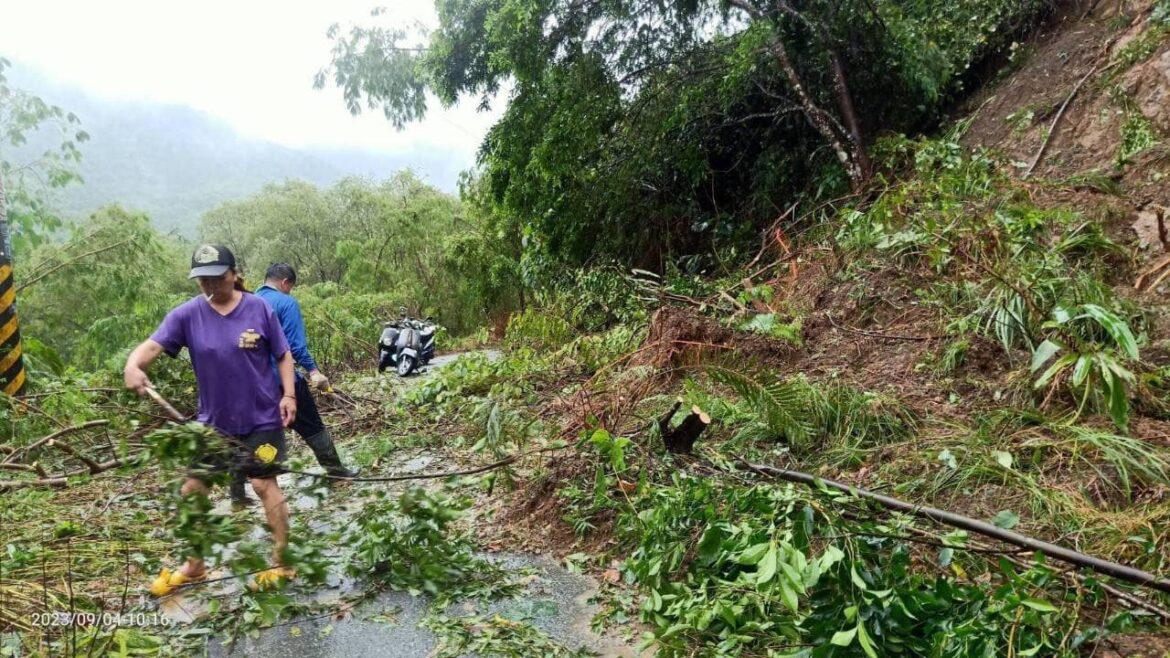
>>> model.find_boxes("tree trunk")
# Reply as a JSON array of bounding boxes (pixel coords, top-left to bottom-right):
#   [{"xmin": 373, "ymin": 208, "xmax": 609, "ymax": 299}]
[
  {"xmin": 727, "ymin": 0, "xmax": 868, "ymax": 191},
  {"xmin": 0, "ymin": 171, "xmax": 27, "ymax": 396},
  {"xmin": 764, "ymin": 34, "xmax": 863, "ymax": 190},
  {"xmin": 827, "ymin": 53, "xmax": 870, "ymax": 180}
]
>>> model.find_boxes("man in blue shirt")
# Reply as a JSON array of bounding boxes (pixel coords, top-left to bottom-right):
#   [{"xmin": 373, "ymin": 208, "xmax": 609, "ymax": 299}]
[{"xmin": 232, "ymin": 263, "xmax": 359, "ymax": 504}]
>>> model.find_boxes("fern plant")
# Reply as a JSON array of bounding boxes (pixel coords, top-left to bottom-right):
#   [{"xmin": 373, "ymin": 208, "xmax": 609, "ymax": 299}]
[{"xmin": 707, "ymin": 367, "xmax": 818, "ymax": 452}]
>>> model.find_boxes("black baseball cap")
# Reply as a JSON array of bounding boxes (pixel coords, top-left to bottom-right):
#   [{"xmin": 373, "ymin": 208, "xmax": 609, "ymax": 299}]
[{"xmin": 189, "ymin": 244, "xmax": 236, "ymax": 279}]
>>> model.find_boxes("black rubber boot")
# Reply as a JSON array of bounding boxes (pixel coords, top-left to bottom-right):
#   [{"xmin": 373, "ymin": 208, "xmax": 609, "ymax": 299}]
[
  {"xmin": 229, "ymin": 473, "xmax": 252, "ymax": 507},
  {"xmin": 304, "ymin": 429, "xmax": 360, "ymax": 480}
]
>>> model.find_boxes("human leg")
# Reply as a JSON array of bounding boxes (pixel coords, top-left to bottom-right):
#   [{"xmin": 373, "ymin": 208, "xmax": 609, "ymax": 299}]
[
  {"xmin": 250, "ymin": 476, "xmax": 289, "ymax": 563},
  {"xmin": 177, "ymin": 477, "xmax": 210, "ymax": 576},
  {"xmin": 236, "ymin": 429, "xmax": 290, "ymax": 562},
  {"xmin": 292, "ymin": 377, "xmax": 359, "ymax": 478},
  {"xmin": 149, "ymin": 476, "xmax": 212, "ymax": 595},
  {"xmin": 229, "ymin": 471, "xmax": 251, "ymax": 506}
]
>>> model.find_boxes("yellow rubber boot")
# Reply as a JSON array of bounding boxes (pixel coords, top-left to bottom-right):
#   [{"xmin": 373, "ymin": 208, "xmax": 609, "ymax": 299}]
[
  {"xmin": 148, "ymin": 567, "xmax": 206, "ymax": 597},
  {"xmin": 249, "ymin": 566, "xmax": 296, "ymax": 591}
]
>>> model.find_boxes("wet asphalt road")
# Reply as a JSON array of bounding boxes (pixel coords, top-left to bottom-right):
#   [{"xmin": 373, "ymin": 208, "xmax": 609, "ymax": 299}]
[{"xmin": 157, "ymin": 350, "xmax": 633, "ymax": 657}]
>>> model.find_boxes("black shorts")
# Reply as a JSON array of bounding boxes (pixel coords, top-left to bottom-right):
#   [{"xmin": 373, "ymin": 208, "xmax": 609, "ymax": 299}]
[
  {"xmin": 290, "ymin": 377, "xmax": 326, "ymax": 439},
  {"xmin": 190, "ymin": 428, "xmax": 286, "ymax": 480}
]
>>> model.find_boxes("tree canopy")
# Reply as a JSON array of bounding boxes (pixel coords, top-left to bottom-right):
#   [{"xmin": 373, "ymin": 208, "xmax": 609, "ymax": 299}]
[
  {"xmin": 199, "ymin": 172, "xmax": 501, "ymax": 334},
  {"xmin": 0, "ymin": 57, "xmax": 88, "ymax": 255},
  {"xmin": 318, "ymin": 0, "xmax": 1048, "ymax": 272}
]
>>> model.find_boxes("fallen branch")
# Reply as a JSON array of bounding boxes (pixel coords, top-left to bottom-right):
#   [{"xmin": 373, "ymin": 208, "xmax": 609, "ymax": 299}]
[
  {"xmin": 1023, "ymin": 35, "xmax": 1120, "ymax": 179},
  {"xmin": 144, "ymin": 387, "xmax": 187, "ymax": 423},
  {"xmin": 740, "ymin": 460, "xmax": 1170, "ymax": 594},
  {"xmin": 1135, "ymin": 253, "xmax": 1170, "ymax": 291},
  {"xmin": 0, "ymin": 462, "xmax": 47, "ymax": 477},
  {"xmin": 0, "ymin": 476, "xmax": 68, "ymax": 490},
  {"xmin": 0, "ymin": 457, "xmax": 129, "ymax": 491},
  {"xmin": 144, "ymin": 386, "xmax": 569, "ymax": 485},
  {"xmin": 905, "ymin": 524, "xmax": 1170, "ymax": 620},
  {"xmin": 47, "ymin": 439, "xmax": 104, "ymax": 475},
  {"xmin": 1001, "ymin": 552, "xmax": 1170, "ymax": 621},
  {"xmin": 3, "ymin": 420, "xmax": 110, "ymax": 464},
  {"xmin": 1023, "ymin": 64, "xmax": 1101, "ymax": 178}
]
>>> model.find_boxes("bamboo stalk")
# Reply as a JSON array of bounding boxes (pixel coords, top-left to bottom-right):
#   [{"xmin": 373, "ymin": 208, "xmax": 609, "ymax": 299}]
[{"xmin": 740, "ymin": 460, "xmax": 1170, "ymax": 594}]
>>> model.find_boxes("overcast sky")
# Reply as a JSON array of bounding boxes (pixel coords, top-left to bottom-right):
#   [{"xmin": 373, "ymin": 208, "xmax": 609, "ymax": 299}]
[{"xmin": 0, "ymin": 0, "xmax": 500, "ymax": 155}]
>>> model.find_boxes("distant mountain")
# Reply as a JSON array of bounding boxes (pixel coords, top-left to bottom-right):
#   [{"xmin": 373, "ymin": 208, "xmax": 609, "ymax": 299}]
[{"xmin": 4, "ymin": 66, "xmax": 466, "ymax": 235}]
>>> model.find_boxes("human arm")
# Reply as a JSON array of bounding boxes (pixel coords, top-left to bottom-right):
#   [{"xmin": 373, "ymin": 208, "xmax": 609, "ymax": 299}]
[
  {"xmin": 123, "ymin": 340, "xmax": 165, "ymax": 395},
  {"xmin": 277, "ymin": 350, "xmax": 296, "ymax": 428},
  {"xmin": 282, "ymin": 298, "xmax": 318, "ymax": 375},
  {"xmin": 282, "ymin": 298, "xmax": 331, "ymax": 389},
  {"xmin": 264, "ymin": 302, "xmax": 296, "ymax": 427}
]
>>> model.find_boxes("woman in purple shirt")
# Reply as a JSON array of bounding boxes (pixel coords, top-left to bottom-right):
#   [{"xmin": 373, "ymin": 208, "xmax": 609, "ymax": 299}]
[{"xmin": 124, "ymin": 244, "xmax": 297, "ymax": 595}]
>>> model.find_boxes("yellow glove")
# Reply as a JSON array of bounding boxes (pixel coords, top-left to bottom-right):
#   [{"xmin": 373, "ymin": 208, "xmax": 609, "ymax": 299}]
[{"xmin": 309, "ymin": 371, "xmax": 331, "ymax": 392}]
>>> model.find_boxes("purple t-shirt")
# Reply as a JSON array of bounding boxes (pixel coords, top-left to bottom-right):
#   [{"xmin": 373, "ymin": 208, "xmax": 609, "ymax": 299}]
[{"xmin": 151, "ymin": 293, "xmax": 290, "ymax": 436}]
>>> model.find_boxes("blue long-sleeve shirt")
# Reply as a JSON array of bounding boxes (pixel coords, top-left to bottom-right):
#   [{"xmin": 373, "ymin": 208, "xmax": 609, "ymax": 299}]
[{"xmin": 256, "ymin": 284, "xmax": 318, "ymax": 378}]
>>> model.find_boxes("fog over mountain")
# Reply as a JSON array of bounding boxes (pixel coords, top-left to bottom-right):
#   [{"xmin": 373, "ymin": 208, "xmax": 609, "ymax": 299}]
[{"xmin": 7, "ymin": 66, "xmax": 469, "ymax": 235}]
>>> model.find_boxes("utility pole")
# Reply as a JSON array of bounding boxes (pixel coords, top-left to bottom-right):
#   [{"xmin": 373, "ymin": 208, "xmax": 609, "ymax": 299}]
[{"xmin": 0, "ymin": 170, "xmax": 26, "ymax": 395}]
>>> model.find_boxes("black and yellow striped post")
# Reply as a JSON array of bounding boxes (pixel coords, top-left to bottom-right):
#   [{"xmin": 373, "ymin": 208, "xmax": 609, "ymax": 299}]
[{"xmin": 0, "ymin": 172, "xmax": 26, "ymax": 396}]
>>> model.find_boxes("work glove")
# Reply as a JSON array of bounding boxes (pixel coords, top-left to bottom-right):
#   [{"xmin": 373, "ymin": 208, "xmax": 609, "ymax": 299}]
[{"xmin": 309, "ymin": 371, "xmax": 331, "ymax": 392}]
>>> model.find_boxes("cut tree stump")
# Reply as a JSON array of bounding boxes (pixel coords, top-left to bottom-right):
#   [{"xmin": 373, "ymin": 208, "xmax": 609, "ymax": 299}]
[{"xmin": 658, "ymin": 401, "xmax": 711, "ymax": 454}]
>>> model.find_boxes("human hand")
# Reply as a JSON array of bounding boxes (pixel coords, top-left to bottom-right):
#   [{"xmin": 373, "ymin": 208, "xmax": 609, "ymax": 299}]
[
  {"xmin": 309, "ymin": 370, "xmax": 330, "ymax": 392},
  {"xmin": 123, "ymin": 367, "xmax": 152, "ymax": 395},
  {"xmin": 280, "ymin": 396, "xmax": 297, "ymax": 427}
]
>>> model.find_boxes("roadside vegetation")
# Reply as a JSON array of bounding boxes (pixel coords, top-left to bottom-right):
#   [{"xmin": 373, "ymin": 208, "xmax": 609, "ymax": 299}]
[{"xmin": 5, "ymin": 0, "xmax": 1170, "ymax": 655}]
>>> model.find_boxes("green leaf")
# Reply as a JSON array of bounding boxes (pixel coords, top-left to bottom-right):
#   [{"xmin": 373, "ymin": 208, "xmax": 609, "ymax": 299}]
[
  {"xmin": 1071, "ymin": 354, "xmax": 1091, "ymax": 387},
  {"xmin": 1034, "ymin": 353, "xmax": 1077, "ymax": 389},
  {"xmin": 1030, "ymin": 339, "xmax": 1061, "ymax": 373},
  {"xmin": 938, "ymin": 547, "xmax": 954, "ymax": 567},
  {"xmin": 778, "ymin": 580, "xmax": 799, "ymax": 612},
  {"xmin": 1021, "ymin": 597, "xmax": 1058, "ymax": 612},
  {"xmin": 697, "ymin": 525, "xmax": 725, "ymax": 561},
  {"xmin": 779, "ymin": 561, "xmax": 805, "ymax": 594},
  {"xmin": 737, "ymin": 542, "xmax": 769, "ymax": 565},
  {"xmin": 830, "ymin": 626, "xmax": 857, "ymax": 647},
  {"xmin": 857, "ymin": 621, "xmax": 878, "ymax": 658},
  {"xmin": 1081, "ymin": 304, "xmax": 1139, "ymax": 359},
  {"xmin": 991, "ymin": 510, "xmax": 1020, "ymax": 529},
  {"xmin": 756, "ymin": 544, "xmax": 779, "ymax": 585},
  {"xmin": 1105, "ymin": 375, "xmax": 1130, "ymax": 430},
  {"xmin": 850, "ymin": 565, "xmax": 868, "ymax": 591}
]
